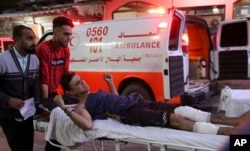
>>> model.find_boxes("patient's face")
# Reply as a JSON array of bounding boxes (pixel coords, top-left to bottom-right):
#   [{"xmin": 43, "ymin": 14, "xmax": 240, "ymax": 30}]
[{"xmin": 69, "ymin": 75, "xmax": 89, "ymax": 95}]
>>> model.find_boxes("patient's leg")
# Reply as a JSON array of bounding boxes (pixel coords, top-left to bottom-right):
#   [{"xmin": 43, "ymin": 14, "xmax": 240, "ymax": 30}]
[
  {"xmin": 124, "ymin": 106, "xmax": 170, "ymax": 127},
  {"xmin": 169, "ymin": 113, "xmax": 236, "ymax": 135},
  {"xmin": 210, "ymin": 110, "xmax": 250, "ymax": 126},
  {"xmin": 174, "ymin": 106, "xmax": 211, "ymax": 122},
  {"xmin": 217, "ymin": 126, "xmax": 237, "ymax": 135},
  {"xmin": 174, "ymin": 106, "xmax": 250, "ymax": 126},
  {"xmin": 169, "ymin": 113, "xmax": 194, "ymax": 131}
]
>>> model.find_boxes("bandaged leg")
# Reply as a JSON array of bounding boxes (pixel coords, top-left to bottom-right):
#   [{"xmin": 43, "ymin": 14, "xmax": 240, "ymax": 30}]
[
  {"xmin": 174, "ymin": 106, "xmax": 211, "ymax": 122},
  {"xmin": 193, "ymin": 122, "xmax": 219, "ymax": 134}
]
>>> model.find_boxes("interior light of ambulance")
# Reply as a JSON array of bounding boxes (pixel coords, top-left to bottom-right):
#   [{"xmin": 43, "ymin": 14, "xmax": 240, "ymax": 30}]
[
  {"xmin": 181, "ymin": 32, "xmax": 189, "ymax": 53},
  {"xmin": 148, "ymin": 7, "xmax": 166, "ymax": 15},
  {"xmin": 158, "ymin": 22, "xmax": 167, "ymax": 29},
  {"xmin": 182, "ymin": 33, "xmax": 189, "ymax": 43}
]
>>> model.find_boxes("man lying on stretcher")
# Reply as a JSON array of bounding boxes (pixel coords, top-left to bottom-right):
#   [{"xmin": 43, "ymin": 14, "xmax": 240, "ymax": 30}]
[{"xmin": 52, "ymin": 72, "xmax": 250, "ymax": 135}]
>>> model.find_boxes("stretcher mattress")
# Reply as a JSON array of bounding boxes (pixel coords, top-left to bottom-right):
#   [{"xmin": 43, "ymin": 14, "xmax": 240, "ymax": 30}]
[{"xmin": 45, "ymin": 107, "xmax": 229, "ymax": 151}]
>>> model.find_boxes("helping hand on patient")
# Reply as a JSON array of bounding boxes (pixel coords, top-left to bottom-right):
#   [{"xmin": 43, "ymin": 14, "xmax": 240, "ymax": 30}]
[{"xmin": 53, "ymin": 94, "xmax": 65, "ymax": 109}]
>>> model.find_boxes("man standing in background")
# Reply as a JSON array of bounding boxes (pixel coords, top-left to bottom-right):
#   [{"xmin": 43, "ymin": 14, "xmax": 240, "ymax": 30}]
[
  {"xmin": 36, "ymin": 16, "xmax": 74, "ymax": 151},
  {"xmin": 0, "ymin": 25, "xmax": 40, "ymax": 151}
]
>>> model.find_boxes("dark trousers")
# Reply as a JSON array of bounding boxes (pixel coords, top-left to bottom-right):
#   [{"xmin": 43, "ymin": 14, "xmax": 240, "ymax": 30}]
[
  {"xmin": 45, "ymin": 140, "xmax": 61, "ymax": 151},
  {"xmin": 0, "ymin": 116, "xmax": 34, "ymax": 151},
  {"xmin": 44, "ymin": 93, "xmax": 62, "ymax": 151},
  {"xmin": 123, "ymin": 100, "xmax": 178, "ymax": 127}
]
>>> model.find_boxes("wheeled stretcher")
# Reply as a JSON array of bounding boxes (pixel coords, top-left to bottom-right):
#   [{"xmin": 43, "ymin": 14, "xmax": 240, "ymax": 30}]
[{"xmin": 33, "ymin": 107, "xmax": 229, "ymax": 151}]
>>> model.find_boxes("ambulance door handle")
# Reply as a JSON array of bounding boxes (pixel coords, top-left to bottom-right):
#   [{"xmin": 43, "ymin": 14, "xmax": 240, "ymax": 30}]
[
  {"xmin": 164, "ymin": 69, "xmax": 168, "ymax": 75},
  {"xmin": 165, "ymin": 58, "xmax": 168, "ymax": 63}
]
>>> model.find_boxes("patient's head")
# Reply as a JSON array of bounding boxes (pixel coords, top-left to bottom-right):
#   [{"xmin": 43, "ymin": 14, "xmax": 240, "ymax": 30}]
[
  {"xmin": 61, "ymin": 71, "xmax": 75, "ymax": 91},
  {"xmin": 61, "ymin": 72, "xmax": 89, "ymax": 96}
]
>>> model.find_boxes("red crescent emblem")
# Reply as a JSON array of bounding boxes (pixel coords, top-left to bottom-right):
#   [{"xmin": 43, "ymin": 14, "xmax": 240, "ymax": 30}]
[{"xmin": 70, "ymin": 36, "xmax": 75, "ymax": 47}]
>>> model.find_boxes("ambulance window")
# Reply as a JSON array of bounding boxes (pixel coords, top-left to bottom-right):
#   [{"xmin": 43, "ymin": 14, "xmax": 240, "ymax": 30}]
[
  {"xmin": 220, "ymin": 21, "xmax": 247, "ymax": 47},
  {"xmin": 169, "ymin": 14, "xmax": 181, "ymax": 51},
  {"xmin": 37, "ymin": 32, "xmax": 53, "ymax": 45}
]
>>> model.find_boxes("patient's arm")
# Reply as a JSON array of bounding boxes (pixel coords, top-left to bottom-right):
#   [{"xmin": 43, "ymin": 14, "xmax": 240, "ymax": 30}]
[
  {"xmin": 53, "ymin": 95, "xmax": 92, "ymax": 130},
  {"xmin": 104, "ymin": 73, "xmax": 118, "ymax": 95}
]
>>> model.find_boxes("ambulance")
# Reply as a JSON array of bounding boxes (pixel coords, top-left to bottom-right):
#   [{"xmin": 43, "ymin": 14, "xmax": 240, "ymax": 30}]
[
  {"xmin": 210, "ymin": 17, "xmax": 250, "ymax": 81},
  {"xmin": 39, "ymin": 9, "xmax": 216, "ymax": 105}
]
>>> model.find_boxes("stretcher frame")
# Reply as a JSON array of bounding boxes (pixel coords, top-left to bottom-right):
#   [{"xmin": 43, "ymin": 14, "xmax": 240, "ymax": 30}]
[
  {"xmin": 45, "ymin": 135, "xmax": 220, "ymax": 151},
  {"xmin": 44, "ymin": 134, "xmax": 218, "ymax": 151}
]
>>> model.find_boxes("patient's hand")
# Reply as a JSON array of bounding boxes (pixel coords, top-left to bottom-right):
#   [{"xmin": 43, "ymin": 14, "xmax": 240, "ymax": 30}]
[
  {"xmin": 53, "ymin": 94, "xmax": 65, "ymax": 109},
  {"xmin": 104, "ymin": 73, "xmax": 113, "ymax": 83},
  {"xmin": 104, "ymin": 73, "xmax": 118, "ymax": 95}
]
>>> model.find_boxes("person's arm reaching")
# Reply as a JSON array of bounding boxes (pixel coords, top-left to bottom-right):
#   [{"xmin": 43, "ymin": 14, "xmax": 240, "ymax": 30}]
[
  {"xmin": 53, "ymin": 94, "xmax": 92, "ymax": 130},
  {"xmin": 64, "ymin": 47, "xmax": 70, "ymax": 73},
  {"xmin": 104, "ymin": 73, "xmax": 118, "ymax": 95},
  {"xmin": 36, "ymin": 43, "xmax": 50, "ymax": 98},
  {"xmin": 40, "ymin": 84, "xmax": 49, "ymax": 98}
]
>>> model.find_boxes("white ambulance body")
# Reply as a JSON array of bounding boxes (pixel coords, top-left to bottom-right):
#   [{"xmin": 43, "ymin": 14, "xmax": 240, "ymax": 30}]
[
  {"xmin": 210, "ymin": 18, "xmax": 250, "ymax": 81},
  {"xmin": 70, "ymin": 10, "xmax": 187, "ymax": 101},
  {"xmin": 39, "ymin": 9, "xmax": 215, "ymax": 104}
]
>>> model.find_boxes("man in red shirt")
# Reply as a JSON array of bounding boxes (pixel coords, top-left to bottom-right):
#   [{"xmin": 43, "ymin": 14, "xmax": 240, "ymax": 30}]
[
  {"xmin": 36, "ymin": 16, "xmax": 73, "ymax": 99},
  {"xmin": 36, "ymin": 16, "xmax": 74, "ymax": 151}
]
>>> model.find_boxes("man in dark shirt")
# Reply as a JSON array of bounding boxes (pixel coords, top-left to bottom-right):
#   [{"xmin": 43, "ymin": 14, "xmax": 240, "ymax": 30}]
[
  {"xmin": 0, "ymin": 25, "xmax": 39, "ymax": 151},
  {"xmin": 53, "ymin": 72, "xmax": 250, "ymax": 136}
]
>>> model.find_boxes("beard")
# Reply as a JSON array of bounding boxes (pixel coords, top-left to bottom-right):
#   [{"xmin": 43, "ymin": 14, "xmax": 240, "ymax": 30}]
[{"xmin": 25, "ymin": 44, "xmax": 36, "ymax": 54}]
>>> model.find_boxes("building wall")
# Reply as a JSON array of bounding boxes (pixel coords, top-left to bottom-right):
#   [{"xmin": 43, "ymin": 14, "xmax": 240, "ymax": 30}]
[
  {"xmin": 0, "ymin": 20, "xmax": 12, "ymax": 37},
  {"xmin": 104, "ymin": 0, "xmax": 238, "ymax": 20},
  {"xmin": 173, "ymin": 0, "xmax": 237, "ymax": 20},
  {"xmin": 104, "ymin": 0, "xmax": 170, "ymax": 20}
]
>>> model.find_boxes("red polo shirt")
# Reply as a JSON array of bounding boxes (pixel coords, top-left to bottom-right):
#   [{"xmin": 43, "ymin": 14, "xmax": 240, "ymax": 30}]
[{"xmin": 36, "ymin": 40, "xmax": 70, "ymax": 95}]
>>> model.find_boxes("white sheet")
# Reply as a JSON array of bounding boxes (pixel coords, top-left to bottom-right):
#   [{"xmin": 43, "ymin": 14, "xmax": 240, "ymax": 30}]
[
  {"xmin": 46, "ymin": 107, "xmax": 229, "ymax": 151},
  {"xmin": 218, "ymin": 86, "xmax": 250, "ymax": 117}
]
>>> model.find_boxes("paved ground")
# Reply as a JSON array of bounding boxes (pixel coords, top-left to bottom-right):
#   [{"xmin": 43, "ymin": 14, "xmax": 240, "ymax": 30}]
[{"xmin": 0, "ymin": 128, "xmax": 45, "ymax": 151}]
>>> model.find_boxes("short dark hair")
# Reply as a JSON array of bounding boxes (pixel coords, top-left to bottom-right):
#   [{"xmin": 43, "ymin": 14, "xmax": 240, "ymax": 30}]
[
  {"xmin": 12, "ymin": 25, "xmax": 33, "ymax": 40},
  {"xmin": 60, "ymin": 71, "xmax": 76, "ymax": 91},
  {"xmin": 53, "ymin": 16, "xmax": 74, "ymax": 29}
]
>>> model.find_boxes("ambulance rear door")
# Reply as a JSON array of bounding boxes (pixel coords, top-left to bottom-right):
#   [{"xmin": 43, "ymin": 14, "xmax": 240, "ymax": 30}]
[{"xmin": 162, "ymin": 9, "xmax": 186, "ymax": 99}]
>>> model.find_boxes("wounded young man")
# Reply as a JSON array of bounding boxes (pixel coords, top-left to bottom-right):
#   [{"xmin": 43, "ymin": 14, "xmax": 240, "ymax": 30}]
[{"xmin": 53, "ymin": 71, "xmax": 250, "ymax": 135}]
